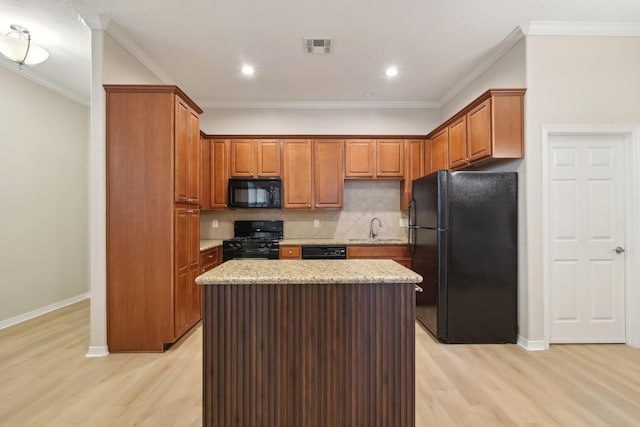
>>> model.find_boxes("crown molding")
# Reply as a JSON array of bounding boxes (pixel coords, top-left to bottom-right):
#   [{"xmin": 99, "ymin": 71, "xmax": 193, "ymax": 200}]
[
  {"xmin": 438, "ymin": 26, "xmax": 525, "ymax": 108},
  {"xmin": 526, "ymin": 21, "xmax": 640, "ymax": 37},
  {"xmin": 0, "ymin": 57, "xmax": 89, "ymax": 105},
  {"xmin": 103, "ymin": 20, "xmax": 175, "ymax": 84},
  {"xmin": 196, "ymin": 100, "xmax": 440, "ymax": 110},
  {"xmin": 81, "ymin": 14, "xmax": 111, "ymax": 31}
]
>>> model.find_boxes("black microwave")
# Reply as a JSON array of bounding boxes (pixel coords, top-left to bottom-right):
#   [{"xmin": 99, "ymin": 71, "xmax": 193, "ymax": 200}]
[{"xmin": 228, "ymin": 178, "xmax": 282, "ymax": 208}]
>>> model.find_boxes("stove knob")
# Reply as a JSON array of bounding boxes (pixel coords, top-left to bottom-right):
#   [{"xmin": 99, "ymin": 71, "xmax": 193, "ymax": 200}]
[{"xmin": 260, "ymin": 242, "xmax": 266, "ymax": 248}]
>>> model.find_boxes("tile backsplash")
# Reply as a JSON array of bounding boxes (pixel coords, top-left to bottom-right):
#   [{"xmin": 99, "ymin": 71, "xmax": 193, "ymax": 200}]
[{"xmin": 200, "ymin": 180, "xmax": 408, "ymax": 240}]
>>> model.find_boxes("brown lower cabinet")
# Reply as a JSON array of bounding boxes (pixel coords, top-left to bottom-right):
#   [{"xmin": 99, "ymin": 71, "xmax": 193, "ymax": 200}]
[
  {"xmin": 347, "ymin": 244, "xmax": 411, "ymax": 268},
  {"xmin": 200, "ymin": 247, "xmax": 222, "ymax": 274},
  {"xmin": 174, "ymin": 208, "xmax": 201, "ymax": 339},
  {"xmin": 279, "ymin": 245, "xmax": 302, "ymax": 259}
]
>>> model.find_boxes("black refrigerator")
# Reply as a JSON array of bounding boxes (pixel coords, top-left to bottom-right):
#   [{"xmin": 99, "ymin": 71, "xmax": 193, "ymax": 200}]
[{"xmin": 409, "ymin": 170, "xmax": 518, "ymax": 343}]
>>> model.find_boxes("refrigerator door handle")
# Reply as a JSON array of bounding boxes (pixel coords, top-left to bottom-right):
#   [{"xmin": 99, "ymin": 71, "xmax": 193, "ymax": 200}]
[
  {"xmin": 408, "ymin": 198, "xmax": 416, "ymax": 227},
  {"xmin": 408, "ymin": 198, "xmax": 416, "ymax": 258}
]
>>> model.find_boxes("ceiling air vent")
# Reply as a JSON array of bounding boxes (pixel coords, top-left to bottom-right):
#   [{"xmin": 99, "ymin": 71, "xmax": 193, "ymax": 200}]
[{"xmin": 304, "ymin": 38, "xmax": 333, "ymax": 54}]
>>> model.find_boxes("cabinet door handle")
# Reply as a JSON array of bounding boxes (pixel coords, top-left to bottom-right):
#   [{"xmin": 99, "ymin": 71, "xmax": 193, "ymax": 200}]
[
  {"xmin": 370, "ymin": 173, "xmax": 373, "ymax": 176},
  {"xmin": 187, "ymin": 209, "xmax": 194, "ymax": 213},
  {"xmin": 208, "ymin": 254, "xmax": 213, "ymax": 259}
]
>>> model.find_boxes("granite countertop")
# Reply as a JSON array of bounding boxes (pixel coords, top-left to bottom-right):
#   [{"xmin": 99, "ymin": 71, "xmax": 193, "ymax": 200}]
[
  {"xmin": 280, "ymin": 238, "xmax": 407, "ymax": 246},
  {"xmin": 200, "ymin": 239, "xmax": 224, "ymax": 251},
  {"xmin": 195, "ymin": 259, "xmax": 422, "ymax": 286},
  {"xmin": 200, "ymin": 238, "xmax": 407, "ymax": 251}
]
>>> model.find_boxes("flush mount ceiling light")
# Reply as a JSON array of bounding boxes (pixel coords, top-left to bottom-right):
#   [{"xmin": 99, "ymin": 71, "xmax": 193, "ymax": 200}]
[
  {"xmin": 0, "ymin": 25, "xmax": 49, "ymax": 68},
  {"xmin": 241, "ymin": 65, "xmax": 255, "ymax": 76},
  {"xmin": 385, "ymin": 66, "xmax": 399, "ymax": 77}
]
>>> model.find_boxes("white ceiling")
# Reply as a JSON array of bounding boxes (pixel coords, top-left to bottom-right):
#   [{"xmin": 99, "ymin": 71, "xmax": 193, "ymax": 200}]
[{"xmin": 1, "ymin": 0, "xmax": 640, "ymax": 106}]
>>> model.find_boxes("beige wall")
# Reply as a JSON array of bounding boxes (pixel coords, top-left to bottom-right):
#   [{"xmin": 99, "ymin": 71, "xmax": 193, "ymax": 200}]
[
  {"xmin": 200, "ymin": 107, "xmax": 440, "ymax": 136},
  {"xmin": 524, "ymin": 36, "xmax": 640, "ymax": 343},
  {"xmin": 440, "ymin": 38, "xmax": 527, "ymax": 121},
  {"xmin": 201, "ymin": 180, "xmax": 408, "ymax": 240},
  {"xmin": 103, "ymin": 33, "xmax": 163, "ymax": 84},
  {"xmin": 0, "ymin": 66, "xmax": 89, "ymax": 322}
]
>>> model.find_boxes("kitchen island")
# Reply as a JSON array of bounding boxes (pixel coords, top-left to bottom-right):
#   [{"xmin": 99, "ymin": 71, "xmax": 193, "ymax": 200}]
[{"xmin": 196, "ymin": 259, "xmax": 422, "ymax": 427}]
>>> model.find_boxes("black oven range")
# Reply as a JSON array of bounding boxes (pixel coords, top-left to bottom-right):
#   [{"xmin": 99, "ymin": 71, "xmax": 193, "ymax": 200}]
[{"xmin": 222, "ymin": 220, "xmax": 283, "ymax": 262}]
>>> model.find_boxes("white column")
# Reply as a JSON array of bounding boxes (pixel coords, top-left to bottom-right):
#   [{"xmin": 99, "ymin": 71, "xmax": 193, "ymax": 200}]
[{"xmin": 83, "ymin": 15, "xmax": 110, "ymax": 357}]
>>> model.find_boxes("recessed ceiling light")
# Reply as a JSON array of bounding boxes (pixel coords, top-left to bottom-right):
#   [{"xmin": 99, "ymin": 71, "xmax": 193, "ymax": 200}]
[
  {"xmin": 241, "ymin": 65, "xmax": 254, "ymax": 76},
  {"xmin": 385, "ymin": 66, "xmax": 399, "ymax": 77}
]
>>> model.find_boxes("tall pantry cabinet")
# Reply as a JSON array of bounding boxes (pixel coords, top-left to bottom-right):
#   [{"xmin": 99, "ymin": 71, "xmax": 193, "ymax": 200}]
[{"xmin": 105, "ymin": 85, "xmax": 203, "ymax": 352}]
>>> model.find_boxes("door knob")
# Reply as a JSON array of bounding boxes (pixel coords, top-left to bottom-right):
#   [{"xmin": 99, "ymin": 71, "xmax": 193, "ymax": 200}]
[{"xmin": 614, "ymin": 246, "xmax": 625, "ymax": 254}]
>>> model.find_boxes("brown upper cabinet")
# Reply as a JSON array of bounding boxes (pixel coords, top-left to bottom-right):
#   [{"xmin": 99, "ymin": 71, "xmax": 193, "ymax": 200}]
[
  {"xmin": 257, "ymin": 139, "xmax": 281, "ymax": 177},
  {"xmin": 282, "ymin": 139, "xmax": 313, "ymax": 209},
  {"xmin": 174, "ymin": 96, "xmax": 201, "ymax": 205},
  {"xmin": 377, "ymin": 139, "xmax": 405, "ymax": 177},
  {"xmin": 447, "ymin": 116, "xmax": 467, "ymax": 169},
  {"xmin": 345, "ymin": 139, "xmax": 404, "ymax": 178},
  {"xmin": 229, "ymin": 139, "xmax": 281, "ymax": 178},
  {"xmin": 313, "ymin": 139, "xmax": 344, "ymax": 209},
  {"xmin": 213, "ymin": 139, "xmax": 230, "ymax": 209},
  {"xmin": 344, "ymin": 139, "xmax": 375, "ymax": 177},
  {"xmin": 401, "ymin": 139, "xmax": 425, "ymax": 210},
  {"xmin": 428, "ymin": 128, "xmax": 449, "ymax": 175},
  {"xmin": 200, "ymin": 138, "xmax": 229, "ymax": 210},
  {"xmin": 427, "ymin": 88, "xmax": 525, "ymax": 170},
  {"xmin": 282, "ymin": 139, "xmax": 344, "ymax": 209}
]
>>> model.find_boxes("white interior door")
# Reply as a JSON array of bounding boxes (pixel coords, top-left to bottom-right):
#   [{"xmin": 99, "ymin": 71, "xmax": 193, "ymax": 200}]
[{"xmin": 549, "ymin": 133, "xmax": 626, "ymax": 343}]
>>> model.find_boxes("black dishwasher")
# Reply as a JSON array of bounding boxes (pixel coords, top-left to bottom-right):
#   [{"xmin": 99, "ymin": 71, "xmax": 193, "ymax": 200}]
[{"xmin": 301, "ymin": 245, "xmax": 347, "ymax": 259}]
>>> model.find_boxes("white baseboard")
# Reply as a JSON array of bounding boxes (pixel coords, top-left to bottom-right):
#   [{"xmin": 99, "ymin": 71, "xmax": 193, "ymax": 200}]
[
  {"xmin": 0, "ymin": 293, "xmax": 89, "ymax": 330},
  {"xmin": 86, "ymin": 346, "xmax": 109, "ymax": 358},
  {"xmin": 517, "ymin": 336, "xmax": 547, "ymax": 351}
]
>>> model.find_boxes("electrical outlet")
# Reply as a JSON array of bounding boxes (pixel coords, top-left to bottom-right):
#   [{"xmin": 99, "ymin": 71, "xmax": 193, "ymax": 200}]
[
  {"xmin": 211, "ymin": 219, "xmax": 219, "ymax": 228},
  {"xmin": 399, "ymin": 218, "xmax": 408, "ymax": 227},
  {"xmin": 313, "ymin": 219, "xmax": 320, "ymax": 228}
]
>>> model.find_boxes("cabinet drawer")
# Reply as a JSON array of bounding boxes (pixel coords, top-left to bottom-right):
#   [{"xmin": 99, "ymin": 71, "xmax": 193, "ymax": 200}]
[
  {"xmin": 347, "ymin": 245, "xmax": 409, "ymax": 258},
  {"xmin": 200, "ymin": 247, "xmax": 221, "ymax": 272},
  {"xmin": 280, "ymin": 245, "xmax": 302, "ymax": 259}
]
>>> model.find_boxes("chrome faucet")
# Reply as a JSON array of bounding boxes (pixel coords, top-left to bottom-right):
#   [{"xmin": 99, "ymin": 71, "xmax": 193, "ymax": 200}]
[{"xmin": 369, "ymin": 217, "xmax": 382, "ymax": 240}]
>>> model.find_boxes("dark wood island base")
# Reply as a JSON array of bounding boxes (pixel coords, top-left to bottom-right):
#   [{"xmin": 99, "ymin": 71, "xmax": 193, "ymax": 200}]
[{"xmin": 201, "ymin": 263, "xmax": 418, "ymax": 427}]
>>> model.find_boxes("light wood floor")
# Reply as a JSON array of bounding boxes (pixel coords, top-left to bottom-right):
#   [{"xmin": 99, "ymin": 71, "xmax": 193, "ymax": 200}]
[{"xmin": 1, "ymin": 300, "xmax": 639, "ymax": 426}]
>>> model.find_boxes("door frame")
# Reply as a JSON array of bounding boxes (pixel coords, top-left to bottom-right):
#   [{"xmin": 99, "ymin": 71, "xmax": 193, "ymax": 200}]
[{"xmin": 542, "ymin": 125, "xmax": 640, "ymax": 349}]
